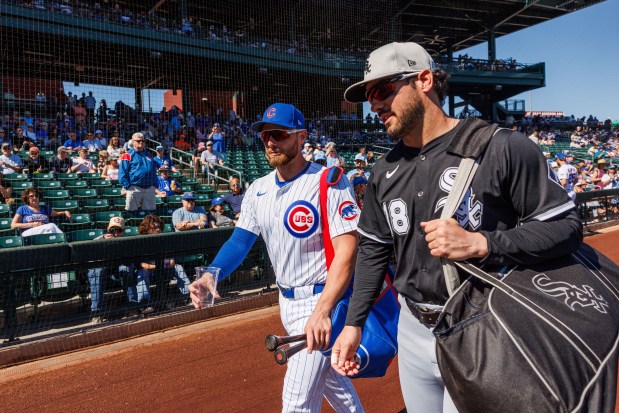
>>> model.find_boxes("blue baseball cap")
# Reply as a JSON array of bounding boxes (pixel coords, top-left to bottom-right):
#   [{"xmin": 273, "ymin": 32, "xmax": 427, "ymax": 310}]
[
  {"xmin": 314, "ymin": 151, "xmax": 326, "ymax": 161},
  {"xmin": 556, "ymin": 153, "xmax": 566, "ymax": 160},
  {"xmin": 251, "ymin": 103, "xmax": 305, "ymax": 131},
  {"xmin": 352, "ymin": 176, "xmax": 368, "ymax": 187},
  {"xmin": 182, "ymin": 192, "xmax": 195, "ymax": 200},
  {"xmin": 210, "ymin": 197, "xmax": 224, "ymax": 210}
]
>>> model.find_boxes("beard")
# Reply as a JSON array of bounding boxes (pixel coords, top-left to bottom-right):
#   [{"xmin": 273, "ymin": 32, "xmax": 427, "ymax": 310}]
[
  {"xmin": 386, "ymin": 91, "xmax": 425, "ymax": 138},
  {"xmin": 265, "ymin": 142, "xmax": 298, "ymax": 168}
]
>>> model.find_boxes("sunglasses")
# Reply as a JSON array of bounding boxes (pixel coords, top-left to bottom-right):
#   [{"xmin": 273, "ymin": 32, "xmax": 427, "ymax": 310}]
[
  {"xmin": 365, "ymin": 73, "xmax": 419, "ymax": 104},
  {"xmin": 133, "ymin": 140, "xmax": 145, "ymax": 143},
  {"xmin": 260, "ymin": 129, "xmax": 304, "ymax": 144}
]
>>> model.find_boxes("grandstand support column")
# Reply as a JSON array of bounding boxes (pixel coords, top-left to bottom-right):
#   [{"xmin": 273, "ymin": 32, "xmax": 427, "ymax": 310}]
[
  {"xmin": 179, "ymin": 0, "xmax": 188, "ymax": 21},
  {"xmin": 183, "ymin": 88, "xmax": 191, "ymax": 116},
  {"xmin": 448, "ymin": 94, "xmax": 455, "ymax": 118},
  {"xmin": 487, "ymin": 28, "xmax": 496, "ymax": 63}
]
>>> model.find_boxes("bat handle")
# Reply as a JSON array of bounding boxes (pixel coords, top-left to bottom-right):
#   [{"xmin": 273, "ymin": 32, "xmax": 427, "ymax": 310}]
[{"xmin": 274, "ymin": 341, "xmax": 307, "ymax": 365}]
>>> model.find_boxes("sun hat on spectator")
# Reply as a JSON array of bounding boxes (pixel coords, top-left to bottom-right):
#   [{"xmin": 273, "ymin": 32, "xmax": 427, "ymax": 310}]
[
  {"xmin": 57, "ymin": 146, "xmax": 69, "ymax": 153},
  {"xmin": 326, "ymin": 141, "xmax": 336, "ymax": 148},
  {"xmin": 597, "ymin": 159, "xmax": 609, "ymax": 166},
  {"xmin": 95, "ymin": 130, "xmax": 103, "ymax": 134},
  {"xmin": 1, "ymin": 143, "xmax": 10, "ymax": 149},
  {"xmin": 352, "ymin": 176, "xmax": 368, "ymax": 187},
  {"xmin": 107, "ymin": 216, "xmax": 125, "ymax": 231},
  {"xmin": 210, "ymin": 197, "xmax": 225, "ymax": 210},
  {"xmin": 109, "ymin": 155, "xmax": 119, "ymax": 161},
  {"xmin": 182, "ymin": 192, "xmax": 195, "ymax": 200},
  {"xmin": 344, "ymin": 42, "xmax": 436, "ymax": 103},
  {"xmin": 251, "ymin": 103, "xmax": 305, "ymax": 132}
]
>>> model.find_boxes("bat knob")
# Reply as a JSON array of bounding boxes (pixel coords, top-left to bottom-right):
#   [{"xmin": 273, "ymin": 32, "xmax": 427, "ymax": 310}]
[
  {"xmin": 274, "ymin": 348, "xmax": 288, "ymax": 365},
  {"xmin": 265, "ymin": 335, "xmax": 278, "ymax": 352}
]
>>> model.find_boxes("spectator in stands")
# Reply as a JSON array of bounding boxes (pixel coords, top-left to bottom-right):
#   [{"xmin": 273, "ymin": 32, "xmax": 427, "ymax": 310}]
[
  {"xmin": 0, "ymin": 143, "xmax": 23, "ymax": 174},
  {"xmin": 136, "ymin": 214, "xmax": 192, "ymax": 311},
  {"xmin": 155, "ymin": 165, "xmax": 181, "ymax": 197},
  {"xmin": 84, "ymin": 91, "xmax": 96, "ymax": 121},
  {"xmin": 200, "ymin": 140, "xmax": 224, "ymax": 180},
  {"xmin": 82, "ymin": 131, "xmax": 98, "ymax": 152},
  {"xmin": 70, "ymin": 147, "xmax": 96, "ymax": 174},
  {"xmin": 161, "ymin": 134, "xmax": 174, "ymax": 150},
  {"xmin": 11, "ymin": 187, "xmax": 70, "ymax": 236},
  {"xmin": 97, "ymin": 100, "xmax": 108, "ymax": 124},
  {"xmin": 63, "ymin": 131, "xmax": 83, "ymax": 152},
  {"xmin": 325, "ymin": 142, "xmax": 346, "ymax": 167},
  {"xmin": 96, "ymin": 150, "xmax": 109, "ymax": 174},
  {"xmin": 25, "ymin": 125, "xmax": 37, "ymax": 141},
  {"xmin": 3, "ymin": 88, "xmax": 15, "ymax": 111},
  {"xmin": 528, "ymin": 129, "xmax": 540, "ymax": 145},
  {"xmin": 352, "ymin": 175, "xmax": 367, "ymax": 209},
  {"xmin": 86, "ymin": 216, "xmax": 132, "ymax": 324},
  {"xmin": 93, "ymin": 129, "xmax": 106, "ymax": 150},
  {"xmin": 346, "ymin": 154, "xmax": 370, "ymax": 181},
  {"xmin": 73, "ymin": 101, "xmax": 87, "ymax": 125},
  {"xmin": 101, "ymin": 155, "xmax": 119, "ymax": 181},
  {"xmin": 172, "ymin": 192, "xmax": 208, "ymax": 231},
  {"xmin": 313, "ymin": 142, "xmax": 324, "ymax": 157},
  {"xmin": 0, "ymin": 129, "xmax": 7, "ymax": 146},
  {"xmin": 606, "ymin": 165, "xmax": 618, "ymax": 189},
  {"xmin": 313, "ymin": 151, "xmax": 327, "ymax": 166},
  {"xmin": 221, "ymin": 176, "xmax": 244, "ymax": 218},
  {"xmin": 209, "ymin": 197, "xmax": 236, "ymax": 228},
  {"xmin": 192, "ymin": 141, "xmax": 206, "ymax": 175},
  {"xmin": 208, "ymin": 124, "xmax": 226, "ymax": 153},
  {"xmin": 23, "ymin": 146, "xmax": 50, "ymax": 175},
  {"xmin": 0, "ymin": 171, "xmax": 13, "ymax": 203},
  {"xmin": 13, "ymin": 126, "xmax": 34, "ymax": 152},
  {"xmin": 48, "ymin": 146, "xmax": 71, "ymax": 173},
  {"xmin": 590, "ymin": 159, "xmax": 610, "ymax": 187},
  {"xmin": 153, "ymin": 145, "xmax": 177, "ymax": 172},
  {"xmin": 302, "ymin": 142, "xmax": 314, "ymax": 161},
  {"xmin": 107, "ymin": 135, "xmax": 122, "ymax": 157},
  {"xmin": 119, "ymin": 132, "xmax": 157, "ymax": 212}
]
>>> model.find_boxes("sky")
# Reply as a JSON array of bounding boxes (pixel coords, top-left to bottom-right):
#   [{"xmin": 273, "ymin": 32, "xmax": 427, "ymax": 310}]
[{"xmin": 459, "ymin": 0, "xmax": 619, "ymax": 120}]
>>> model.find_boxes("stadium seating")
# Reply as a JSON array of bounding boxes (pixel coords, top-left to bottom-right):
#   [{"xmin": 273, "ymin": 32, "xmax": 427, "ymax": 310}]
[
  {"xmin": 0, "ymin": 217, "xmax": 15, "ymax": 236},
  {"xmin": 24, "ymin": 232, "xmax": 67, "ymax": 246},
  {"xmin": 0, "ymin": 235, "xmax": 23, "ymax": 249},
  {"xmin": 43, "ymin": 189, "xmax": 70, "ymax": 200},
  {"xmin": 82, "ymin": 198, "xmax": 109, "ymax": 212},
  {"xmin": 37, "ymin": 181, "xmax": 62, "ymax": 190},
  {"xmin": 122, "ymin": 226, "xmax": 139, "ymax": 236},
  {"xmin": 72, "ymin": 189, "xmax": 98, "ymax": 199},
  {"xmin": 66, "ymin": 228, "xmax": 104, "ymax": 242},
  {"xmin": 0, "ymin": 204, "xmax": 12, "ymax": 217},
  {"xmin": 50, "ymin": 199, "xmax": 79, "ymax": 212},
  {"xmin": 94, "ymin": 211, "xmax": 123, "ymax": 228},
  {"xmin": 65, "ymin": 180, "xmax": 89, "ymax": 190},
  {"xmin": 61, "ymin": 213, "xmax": 92, "ymax": 231}
]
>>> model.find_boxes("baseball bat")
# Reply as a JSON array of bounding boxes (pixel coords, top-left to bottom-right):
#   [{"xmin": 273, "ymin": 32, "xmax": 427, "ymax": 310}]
[
  {"xmin": 274, "ymin": 340, "xmax": 308, "ymax": 365},
  {"xmin": 265, "ymin": 333, "xmax": 307, "ymax": 351}
]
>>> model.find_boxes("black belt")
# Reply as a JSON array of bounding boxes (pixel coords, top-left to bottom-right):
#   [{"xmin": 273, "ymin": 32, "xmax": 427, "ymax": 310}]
[{"xmin": 404, "ymin": 297, "xmax": 442, "ymax": 328}]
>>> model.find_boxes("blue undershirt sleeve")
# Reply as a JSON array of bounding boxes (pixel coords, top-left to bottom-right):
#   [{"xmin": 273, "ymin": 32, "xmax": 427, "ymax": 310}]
[{"xmin": 210, "ymin": 227, "xmax": 258, "ymax": 281}]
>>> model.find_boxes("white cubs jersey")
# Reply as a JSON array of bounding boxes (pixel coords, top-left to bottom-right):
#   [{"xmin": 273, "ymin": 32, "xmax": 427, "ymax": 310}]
[
  {"xmin": 557, "ymin": 163, "xmax": 578, "ymax": 195},
  {"xmin": 237, "ymin": 162, "xmax": 359, "ymax": 288}
]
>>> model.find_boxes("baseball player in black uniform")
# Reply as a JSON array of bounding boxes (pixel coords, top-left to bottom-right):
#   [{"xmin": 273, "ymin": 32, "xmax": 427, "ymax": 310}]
[{"xmin": 330, "ymin": 42, "xmax": 583, "ymax": 412}]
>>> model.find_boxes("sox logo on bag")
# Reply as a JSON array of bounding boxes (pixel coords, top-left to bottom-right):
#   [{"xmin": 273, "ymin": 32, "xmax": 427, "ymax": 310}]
[{"xmin": 532, "ymin": 273, "xmax": 610, "ymax": 314}]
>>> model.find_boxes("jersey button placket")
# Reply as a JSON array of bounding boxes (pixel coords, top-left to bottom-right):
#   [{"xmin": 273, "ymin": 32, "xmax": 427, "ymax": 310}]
[{"xmin": 417, "ymin": 191, "xmax": 423, "ymax": 197}]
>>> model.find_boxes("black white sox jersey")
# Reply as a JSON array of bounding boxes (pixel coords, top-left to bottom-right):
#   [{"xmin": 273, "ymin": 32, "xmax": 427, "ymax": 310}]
[{"xmin": 353, "ymin": 121, "xmax": 580, "ymax": 308}]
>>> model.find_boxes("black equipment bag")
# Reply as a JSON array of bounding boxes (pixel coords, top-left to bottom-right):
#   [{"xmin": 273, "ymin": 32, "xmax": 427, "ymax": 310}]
[{"xmin": 434, "ymin": 243, "xmax": 619, "ymax": 413}]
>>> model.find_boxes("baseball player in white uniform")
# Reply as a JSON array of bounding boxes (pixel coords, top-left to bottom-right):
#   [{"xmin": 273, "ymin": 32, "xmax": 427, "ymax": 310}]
[
  {"xmin": 189, "ymin": 103, "xmax": 364, "ymax": 413},
  {"xmin": 556, "ymin": 153, "xmax": 579, "ymax": 200}
]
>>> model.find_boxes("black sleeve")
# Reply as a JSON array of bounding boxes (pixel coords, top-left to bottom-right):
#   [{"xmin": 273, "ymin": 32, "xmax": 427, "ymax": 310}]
[
  {"xmin": 481, "ymin": 132, "xmax": 583, "ymax": 265},
  {"xmin": 345, "ymin": 235, "xmax": 393, "ymax": 327},
  {"xmin": 481, "ymin": 209, "xmax": 582, "ymax": 266}
]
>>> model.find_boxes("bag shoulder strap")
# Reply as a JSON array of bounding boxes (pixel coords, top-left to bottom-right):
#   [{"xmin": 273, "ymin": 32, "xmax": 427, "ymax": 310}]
[
  {"xmin": 319, "ymin": 166, "xmax": 344, "ymax": 270},
  {"xmin": 441, "ymin": 123, "xmax": 510, "ymax": 296}
]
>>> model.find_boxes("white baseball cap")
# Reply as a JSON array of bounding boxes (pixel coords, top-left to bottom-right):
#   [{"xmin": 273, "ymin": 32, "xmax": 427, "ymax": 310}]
[{"xmin": 344, "ymin": 42, "xmax": 436, "ymax": 103}]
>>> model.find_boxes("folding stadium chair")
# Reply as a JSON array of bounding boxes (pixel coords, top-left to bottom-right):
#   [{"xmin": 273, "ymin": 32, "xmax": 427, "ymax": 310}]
[
  {"xmin": 100, "ymin": 187, "xmax": 124, "ymax": 199},
  {"xmin": 0, "ymin": 235, "xmax": 23, "ymax": 249},
  {"xmin": 72, "ymin": 188, "xmax": 98, "ymax": 199},
  {"xmin": 0, "ymin": 218, "xmax": 15, "ymax": 236},
  {"xmin": 64, "ymin": 180, "xmax": 89, "ymax": 190},
  {"xmin": 94, "ymin": 211, "xmax": 123, "ymax": 228},
  {"xmin": 43, "ymin": 189, "xmax": 70, "ymax": 201},
  {"xmin": 3, "ymin": 174, "xmax": 29, "ymax": 182},
  {"xmin": 79, "ymin": 172, "xmax": 101, "ymax": 181},
  {"xmin": 167, "ymin": 195, "xmax": 183, "ymax": 208},
  {"xmin": 162, "ymin": 223, "xmax": 174, "ymax": 233},
  {"xmin": 195, "ymin": 193, "xmax": 211, "ymax": 206},
  {"xmin": 49, "ymin": 199, "xmax": 79, "ymax": 212},
  {"xmin": 61, "ymin": 213, "xmax": 92, "ymax": 231},
  {"xmin": 24, "ymin": 232, "xmax": 67, "ymax": 246},
  {"xmin": 0, "ymin": 203, "xmax": 12, "ymax": 217},
  {"xmin": 195, "ymin": 184, "xmax": 215, "ymax": 196},
  {"xmin": 36, "ymin": 180, "xmax": 62, "ymax": 190},
  {"xmin": 13, "ymin": 181, "xmax": 34, "ymax": 192},
  {"xmin": 122, "ymin": 226, "xmax": 139, "ymax": 237},
  {"xmin": 90, "ymin": 180, "xmax": 112, "ymax": 189},
  {"xmin": 31, "ymin": 173, "xmax": 55, "ymax": 183},
  {"xmin": 125, "ymin": 210, "xmax": 148, "ymax": 226},
  {"xmin": 55, "ymin": 173, "xmax": 79, "ymax": 184},
  {"xmin": 112, "ymin": 197, "xmax": 128, "ymax": 209},
  {"xmin": 81, "ymin": 198, "xmax": 109, "ymax": 213},
  {"xmin": 65, "ymin": 228, "xmax": 104, "ymax": 242}
]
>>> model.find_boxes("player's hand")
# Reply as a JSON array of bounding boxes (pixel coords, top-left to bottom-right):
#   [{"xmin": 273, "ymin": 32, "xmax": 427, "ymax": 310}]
[
  {"xmin": 188, "ymin": 272, "xmax": 220, "ymax": 309},
  {"xmin": 421, "ymin": 218, "xmax": 488, "ymax": 260},
  {"xmin": 304, "ymin": 310, "xmax": 332, "ymax": 353},
  {"xmin": 330, "ymin": 326, "xmax": 362, "ymax": 377}
]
